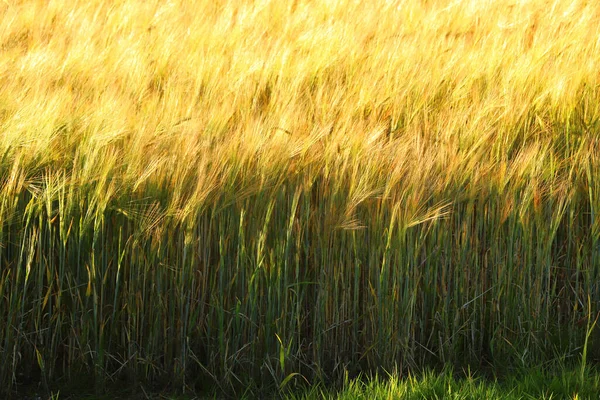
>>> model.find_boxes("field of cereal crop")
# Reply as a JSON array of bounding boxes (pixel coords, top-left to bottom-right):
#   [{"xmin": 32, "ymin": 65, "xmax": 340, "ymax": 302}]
[{"xmin": 1, "ymin": 0, "xmax": 600, "ymax": 397}]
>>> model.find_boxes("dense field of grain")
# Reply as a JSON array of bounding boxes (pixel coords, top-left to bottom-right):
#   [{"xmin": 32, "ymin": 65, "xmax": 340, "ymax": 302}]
[{"xmin": 1, "ymin": 0, "xmax": 600, "ymax": 396}]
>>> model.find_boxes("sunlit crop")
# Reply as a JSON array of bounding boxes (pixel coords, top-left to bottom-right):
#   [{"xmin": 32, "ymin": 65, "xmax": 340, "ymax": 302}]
[{"xmin": 1, "ymin": 0, "xmax": 599, "ymax": 395}]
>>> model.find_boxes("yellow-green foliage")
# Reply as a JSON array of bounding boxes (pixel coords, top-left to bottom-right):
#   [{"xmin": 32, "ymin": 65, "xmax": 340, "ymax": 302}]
[{"xmin": 0, "ymin": 0, "xmax": 599, "ymax": 395}]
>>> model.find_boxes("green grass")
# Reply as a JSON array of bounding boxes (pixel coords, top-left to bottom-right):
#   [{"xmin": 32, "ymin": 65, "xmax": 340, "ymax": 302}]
[
  {"xmin": 291, "ymin": 367, "xmax": 600, "ymax": 400},
  {"xmin": 19, "ymin": 366, "xmax": 600, "ymax": 400}
]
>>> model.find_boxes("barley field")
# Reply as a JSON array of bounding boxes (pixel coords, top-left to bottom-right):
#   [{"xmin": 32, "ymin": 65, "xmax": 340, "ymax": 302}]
[{"xmin": 1, "ymin": 0, "xmax": 599, "ymax": 396}]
